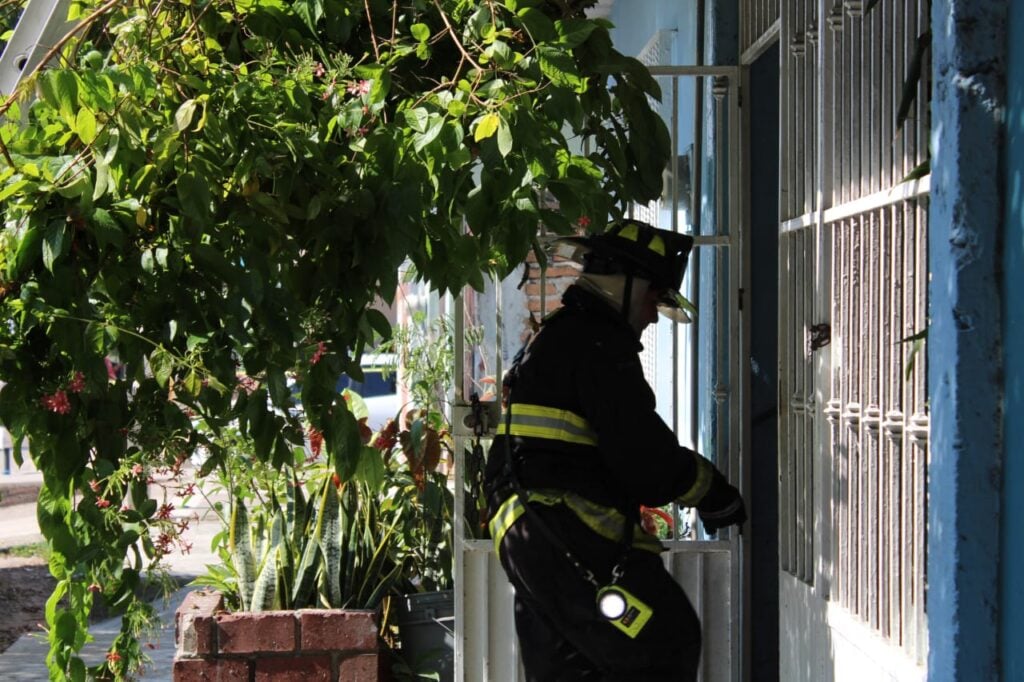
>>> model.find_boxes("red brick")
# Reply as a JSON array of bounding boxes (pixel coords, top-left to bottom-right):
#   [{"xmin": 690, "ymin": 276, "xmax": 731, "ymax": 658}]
[
  {"xmin": 176, "ymin": 591, "xmax": 224, "ymax": 656},
  {"xmin": 254, "ymin": 655, "xmax": 332, "ymax": 681},
  {"xmin": 338, "ymin": 653, "xmax": 382, "ymax": 681},
  {"xmin": 172, "ymin": 657, "xmax": 249, "ymax": 681},
  {"xmin": 541, "ymin": 265, "xmax": 582, "ymax": 278},
  {"xmin": 217, "ymin": 612, "xmax": 296, "ymax": 654},
  {"xmin": 299, "ymin": 610, "xmax": 378, "ymax": 652},
  {"xmin": 524, "ymin": 282, "xmax": 559, "ymax": 297}
]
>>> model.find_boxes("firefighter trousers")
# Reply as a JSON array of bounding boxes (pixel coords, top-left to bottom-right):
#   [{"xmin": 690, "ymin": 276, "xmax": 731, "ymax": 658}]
[{"xmin": 497, "ymin": 502, "xmax": 702, "ymax": 681}]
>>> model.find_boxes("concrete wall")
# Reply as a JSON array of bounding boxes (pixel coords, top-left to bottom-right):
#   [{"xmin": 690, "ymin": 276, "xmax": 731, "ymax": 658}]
[
  {"xmin": 927, "ymin": 2, "xmax": 1007, "ymax": 680},
  {"xmin": 1001, "ymin": 2, "xmax": 1024, "ymax": 679}
]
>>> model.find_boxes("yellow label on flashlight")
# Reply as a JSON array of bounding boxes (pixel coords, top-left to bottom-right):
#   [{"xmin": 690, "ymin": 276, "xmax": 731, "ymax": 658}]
[{"xmin": 596, "ymin": 586, "xmax": 653, "ymax": 639}]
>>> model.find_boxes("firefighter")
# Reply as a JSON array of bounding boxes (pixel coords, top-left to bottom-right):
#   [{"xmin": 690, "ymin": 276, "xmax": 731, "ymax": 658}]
[{"xmin": 484, "ymin": 219, "xmax": 747, "ymax": 681}]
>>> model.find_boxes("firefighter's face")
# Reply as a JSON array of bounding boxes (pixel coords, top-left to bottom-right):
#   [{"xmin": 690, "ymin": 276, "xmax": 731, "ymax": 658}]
[
  {"xmin": 628, "ymin": 282, "xmax": 663, "ymax": 335},
  {"xmin": 640, "ymin": 285, "xmax": 664, "ymax": 328}
]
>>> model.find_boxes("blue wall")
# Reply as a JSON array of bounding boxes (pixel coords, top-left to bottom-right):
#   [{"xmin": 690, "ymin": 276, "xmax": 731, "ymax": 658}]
[
  {"xmin": 1001, "ymin": 2, "xmax": 1024, "ymax": 679},
  {"xmin": 928, "ymin": 2, "xmax": 1007, "ymax": 680}
]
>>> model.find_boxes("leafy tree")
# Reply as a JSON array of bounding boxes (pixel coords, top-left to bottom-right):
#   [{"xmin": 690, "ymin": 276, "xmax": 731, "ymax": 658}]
[{"xmin": 0, "ymin": 0, "xmax": 668, "ymax": 677}]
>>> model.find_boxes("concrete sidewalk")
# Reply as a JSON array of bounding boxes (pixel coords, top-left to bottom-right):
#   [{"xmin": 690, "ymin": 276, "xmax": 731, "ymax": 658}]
[{"xmin": 0, "ymin": 477, "xmax": 225, "ymax": 680}]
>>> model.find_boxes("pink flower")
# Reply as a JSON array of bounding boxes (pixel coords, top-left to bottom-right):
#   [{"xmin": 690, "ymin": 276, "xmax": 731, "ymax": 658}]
[
  {"xmin": 310, "ymin": 341, "xmax": 326, "ymax": 365},
  {"xmin": 313, "ymin": 62, "xmax": 326, "ymax": 78},
  {"xmin": 131, "ymin": 463, "xmax": 144, "ymax": 477},
  {"xmin": 96, "ymin": 498, "xmax": 111, "ymax": 509},
  {"xmin": 67, "ymin": 371, "xmax": 85, "ymax": 394},
  {"xmin": 346, "ymin": 79, "xmax": 371, "ymax": 96},
  {"xmin": 106, "ymin": 651, "xmax": 121, "ymax": 663},
  {"xmin": 88, "ymin": 479, "xmax": 101, "ymax": 493},
  {"xmin": 577, "ymin": 215, "xmax": 591, "ymax": 228},
  {"xmin": 41, "ymin": 390, "xmax": 71, "ymax": 414},
  {"xmin": 157, "ymin": 503, "xmax": 175, "ymax": 520}
]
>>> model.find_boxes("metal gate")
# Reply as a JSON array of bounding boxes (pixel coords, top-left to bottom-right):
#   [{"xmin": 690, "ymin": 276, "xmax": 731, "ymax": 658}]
[
  {"xmin": 747, "ymin": 0, "xmax": 932, "ymax": 679},
  {"xmin": 450, "ymin": 66, "xmax": 746, "ymax": 682}
]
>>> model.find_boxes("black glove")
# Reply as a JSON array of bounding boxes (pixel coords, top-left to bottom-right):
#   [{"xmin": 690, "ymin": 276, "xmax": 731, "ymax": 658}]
[{"xmin": 697, "ymin": 470, "xmax": 747, "ymax": 535}]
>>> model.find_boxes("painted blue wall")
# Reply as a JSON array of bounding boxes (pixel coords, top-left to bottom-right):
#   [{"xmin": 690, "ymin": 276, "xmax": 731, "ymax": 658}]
[
  {"xmin": 1001, "ymin": 2, "xmax": 1024, "ymax": 679},
  {"xmin": 928, "ymin": 2, "xmax": 1007, "ymax": 680},
  {"xmin": 607, "ymin": 1, "xmax": 698, "ymax": 65}
]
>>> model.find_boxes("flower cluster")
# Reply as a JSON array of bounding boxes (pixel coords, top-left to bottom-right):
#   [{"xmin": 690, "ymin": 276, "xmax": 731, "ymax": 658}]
[{"xmin": 41, "ymin": 390, "xmax": 71, "ymax": 414}]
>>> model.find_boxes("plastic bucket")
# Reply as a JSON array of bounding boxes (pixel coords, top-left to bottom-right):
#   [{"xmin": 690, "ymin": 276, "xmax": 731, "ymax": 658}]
[{"xmin": 395, "ymin": 590, "xmax": 454, "ymax": 680}]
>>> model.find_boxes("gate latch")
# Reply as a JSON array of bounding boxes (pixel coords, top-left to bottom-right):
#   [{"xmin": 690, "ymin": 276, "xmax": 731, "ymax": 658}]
[{"xmin": 806, "ymin": 323, "xmax": 831, "ymax": 354}]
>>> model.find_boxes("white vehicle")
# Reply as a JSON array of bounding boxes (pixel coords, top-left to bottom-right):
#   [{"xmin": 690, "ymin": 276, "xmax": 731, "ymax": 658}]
[{"xmin": 335, "ymin": 353, "xmax": 399, "ymax": 431}]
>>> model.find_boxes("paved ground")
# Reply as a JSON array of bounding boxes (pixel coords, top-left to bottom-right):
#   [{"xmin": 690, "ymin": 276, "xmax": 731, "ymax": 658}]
[{"xmin": 0, "ymin": 470, "xmax": 224, "ymax": 680}]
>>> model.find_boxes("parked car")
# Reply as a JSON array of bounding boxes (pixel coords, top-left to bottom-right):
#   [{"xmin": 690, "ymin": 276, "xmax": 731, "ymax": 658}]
[{"xmin": 335, "ymin": 353, "xmax": 400, "ymax": 431}]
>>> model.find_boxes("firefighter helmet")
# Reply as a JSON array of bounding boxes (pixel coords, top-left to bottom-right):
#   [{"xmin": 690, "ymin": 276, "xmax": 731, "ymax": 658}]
[{"xmin": 557, "ymin": 220, "xmax": 695, "ymax": 322}]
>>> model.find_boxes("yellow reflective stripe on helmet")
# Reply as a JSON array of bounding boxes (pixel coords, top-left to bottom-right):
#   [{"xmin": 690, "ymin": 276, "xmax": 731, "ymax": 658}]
[
  {"xmin": 489, "ymin": 490, "xmax": 663, "ymax": 555},
  {"xmin": 496, "ymin": 403, "xmax": 598, "ymax": 446},
  {"xmin": 677, "ymin": 454, "xmax": 713, "ymax": 507},
  {"xmin": 647, "ymin": 234, "xmax": 666, "ymax": 255},
  {"xmin": 617, "ymin": 223, "xmax": 640, "ymax": 242}
]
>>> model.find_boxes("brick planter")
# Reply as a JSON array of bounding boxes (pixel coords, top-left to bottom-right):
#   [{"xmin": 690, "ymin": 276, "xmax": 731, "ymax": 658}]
[{"xmin": 174, "ymin": 590, "xmax": 387, "ymax": 681}]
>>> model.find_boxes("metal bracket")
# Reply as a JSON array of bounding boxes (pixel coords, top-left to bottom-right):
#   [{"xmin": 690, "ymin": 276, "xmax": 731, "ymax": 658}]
[
  {"xmin": 1, "ymin": 0, "xmax": 76, "ymax": 97},
  {"xmin": 452, "ymin": 400, "xmax": 501, "ymax": 439}
]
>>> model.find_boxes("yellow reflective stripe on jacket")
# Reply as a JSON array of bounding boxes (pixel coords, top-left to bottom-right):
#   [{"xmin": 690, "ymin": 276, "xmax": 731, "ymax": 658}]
[
  {"xmin": 677, "ymin": 454, "xmax": 713, "ymax": 507},
  {"xmin": 495, "ymin": 403, "xmax": 599, "ymax": 446},
  {"xmin": 489, "ymin": 490, "xmax": 663, "ymax": 555}
]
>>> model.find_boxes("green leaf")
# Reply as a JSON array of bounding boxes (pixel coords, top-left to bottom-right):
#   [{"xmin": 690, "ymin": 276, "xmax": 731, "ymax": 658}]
[
  {"xmin": 474, "ymin": 113, "xmax": 501, "ymax": 141},
  {"xmin": 230, "ymin": 498, "xmax": 256, "ymax": 610},
  {"xmin": 410, "ymin": 22, "xmax": 430, "ymax": 42},
  {"xmin": 75, "ymin": 108, "xmax": 97, "ymax": 145},
  {"xmin": 364, "ymin": 308, "xmax": 392, "ymax": 340},
  {"xmin": 497, "ymin": 117, "xmax": 513, "ymax": 157},
  {"xmin": 356, "ymin": 446, "xmax": 385, "ymax": 490},
  {"xmin": 517, "ymin": 8, "xmax": 557, "ymax": 43},
  {"xmin": 150, "ymin": 347, "xmax": 175, "ymax": 388},
  {"xmin": 403, "ymin": 107, "xmax": 429, "ymax": 134},
  {"xmin": 176, "ymin": 172, "xmax": 213, "ymax": 224},
  {"xmin": 42, "ymin": 221, "xmax": 66, "ymax": 272},
  {"xmin": 554, "ymin": 19, "xmax": 597, "ymax": 49},
  {"xmin": 902, "ymin": 158, "xmax": 930, "ymax": 183},
  {"xmin": 90, "ymin": 208, "xmax": 124, "ymax": 251},
  {"xmin": 175, "ymin": 99, "xmax": 197, "ymax": 132},
  {"xmin": 52, "ymin": 70, "xmax": 79, "ymax": 121}
]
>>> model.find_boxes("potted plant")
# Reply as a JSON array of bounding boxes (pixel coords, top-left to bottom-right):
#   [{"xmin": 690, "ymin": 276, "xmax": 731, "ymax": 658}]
[{"xmin": 179, "ymin": 398, "xmax": 405, "ymax": 679}]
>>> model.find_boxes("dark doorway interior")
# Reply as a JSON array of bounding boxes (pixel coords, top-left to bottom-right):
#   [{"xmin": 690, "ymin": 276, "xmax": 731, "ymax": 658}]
[{"xmin": 747, "ymin": 42, "xmax": 780, "ymax": 682}]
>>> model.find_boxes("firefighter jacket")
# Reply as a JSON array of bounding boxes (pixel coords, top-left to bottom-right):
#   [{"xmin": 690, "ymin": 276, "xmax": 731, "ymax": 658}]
[{"xmin": 484, "ymin": 284, "xmax": 714, "ymax": 534}]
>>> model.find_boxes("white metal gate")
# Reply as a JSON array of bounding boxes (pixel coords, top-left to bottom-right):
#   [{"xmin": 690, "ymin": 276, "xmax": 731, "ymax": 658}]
[
  {"xmin": 450, "ymin": 65, "xmax": 746, "ymax": 682},
  {"xmin": 747, "ymin": 0, "xmax": 932, "ymax": 679}
]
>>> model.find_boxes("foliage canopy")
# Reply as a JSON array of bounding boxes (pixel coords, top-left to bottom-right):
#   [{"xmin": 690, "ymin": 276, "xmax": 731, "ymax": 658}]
[{"xmin": 0, "ymin": 0, "xmax": 668, "ymax": 677}]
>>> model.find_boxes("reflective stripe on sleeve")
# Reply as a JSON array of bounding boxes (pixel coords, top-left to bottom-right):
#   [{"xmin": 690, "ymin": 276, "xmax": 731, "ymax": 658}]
[
  {"xmin": 496, "ymin": 403, "xmax": 599, "ymax": 446},
  {"xmin": 677, "ymin": 454, "xmax": 713, "ymax": 507}
]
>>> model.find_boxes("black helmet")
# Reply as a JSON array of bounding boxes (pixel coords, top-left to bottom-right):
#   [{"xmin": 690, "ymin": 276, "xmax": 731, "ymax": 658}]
[{"xmin": 556, "ymin": 219, "xmax": 695, "ymax": 320}]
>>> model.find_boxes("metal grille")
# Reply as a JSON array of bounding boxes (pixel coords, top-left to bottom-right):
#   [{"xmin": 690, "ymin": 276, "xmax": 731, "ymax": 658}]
[
  {"xmin": 776, "ymin": 0, "xmax": 931, "ymax": 661},
  {"xmin": 779, "ymin": 0, "xmax": 817, "ymax": 221},
  {"xmin": 778, "ymin": 228, "xmax": 815, "ymax": 584},
  {"xmin": 740, "ymin": 0, "xmax": 781, "ymax": 62},
  {"xmin": 827, "ymin": 200, "xmax": 928, "ymax": 663},
  {"xmin": 825, "ymin": 1, "xmax": 930, "ymax": 207}
]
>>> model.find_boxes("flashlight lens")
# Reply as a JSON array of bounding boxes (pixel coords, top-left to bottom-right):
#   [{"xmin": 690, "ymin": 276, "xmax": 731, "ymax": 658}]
[{"xmin": 598, "ymin": 589, "xmax": 627, "ymax": 620}]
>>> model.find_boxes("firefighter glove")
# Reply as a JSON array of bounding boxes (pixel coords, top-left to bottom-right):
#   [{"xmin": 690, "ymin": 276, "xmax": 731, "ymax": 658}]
[{"xmin": 697, "ymin": 470, "xmax": 747, "ymax": 534}]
